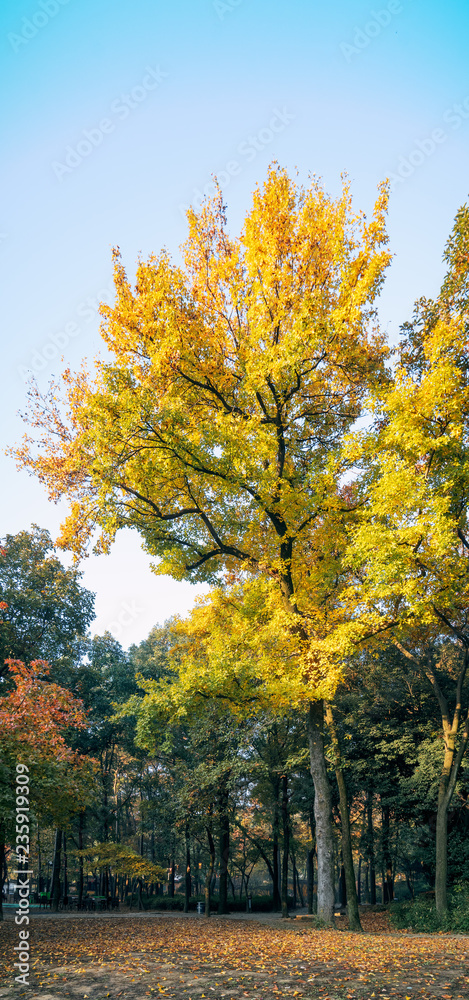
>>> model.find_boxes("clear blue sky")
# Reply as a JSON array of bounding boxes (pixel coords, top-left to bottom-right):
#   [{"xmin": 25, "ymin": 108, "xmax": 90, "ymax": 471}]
[{"xmin": 2, "ymin": 0, "xmax": 469, "ymax": 647}]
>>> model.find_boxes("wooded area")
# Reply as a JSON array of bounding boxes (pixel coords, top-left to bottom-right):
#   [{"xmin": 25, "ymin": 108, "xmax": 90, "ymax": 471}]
[{"xmin": 2, "ymin": 167, "xmax": 469, "ymax": 934}]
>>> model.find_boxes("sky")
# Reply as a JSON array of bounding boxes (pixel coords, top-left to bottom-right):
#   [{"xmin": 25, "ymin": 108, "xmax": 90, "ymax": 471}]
[{"xmin": 2, "ymin": 0, "xmax": 469, "ymax": 648}]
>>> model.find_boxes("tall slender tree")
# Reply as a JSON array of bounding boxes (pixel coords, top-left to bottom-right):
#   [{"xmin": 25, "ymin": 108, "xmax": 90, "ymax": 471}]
[{"xmin": 333, "ymin": 204, "xmax": 469, "ymax": 915}]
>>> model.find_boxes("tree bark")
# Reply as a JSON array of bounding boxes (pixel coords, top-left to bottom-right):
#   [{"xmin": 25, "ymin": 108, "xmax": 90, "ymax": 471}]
[
  {"xmin": 281, "ymin": 774, "xmax": 290, "ymax": 918},
  {"xmin": 307, "ymin": 848, "xmax": 315, "ymax": 914},
  {"xmin": 51, "ymin": 829, "xmax": 62, "ymax": 912},
  {"xmin": 324, "ymin": 703, "xmax": 362, "ymax": 931},
  {"xmin": 184, "ymin": 826, "xmax": 191, "ymax": 913},
  {"xmin": 293, "ymin": 855, "xmax": 304, "ymax": 906},
  {"xmin": 435, "ymin": 740, "xmax": 453, "ymax": 915},
  {"xmin": 205, "ymin": 811, "xmax": 215, "ymax": 918},
  {"xmin": 307, "ymin": 700, "xmax": 334, "ymax": 923},
  {"xmin": 366, "ymin": 791, "xmax": 376, "ymax": 905},
  {"xmin": 338, "ymin": 862, "xmax": 346, "ymax": 908},
  {"xmin": 37, "ymin": 822, "xmax": 42, "ymax": 895},
  {"xmin": 63, "ymin": 833, "xmax": 68, "ymax": 902},
  {"xmin": 435, "ymin": 704, "xmax": 469, "ymax": 915},
  {"xmin": 381, "ymin": 802, "xmax": 394, "ymax": 903},
  {"xmin": 307, "ymin": 803, "xmax": 315, "ymax": 914},
  {"xmin": 218, "ymin": 789, "xmax": 230, "ymax": 915},
  {"xmin": 272, "ymin": 777, "xmax": 281, "ymax": 910},
  {"xmin": 77, "ymin": 813, "xmax": 84, "ymax": 907},
  {"xmin": 168, "ymin": 840, "xmax": 175, "ymax": 898}
]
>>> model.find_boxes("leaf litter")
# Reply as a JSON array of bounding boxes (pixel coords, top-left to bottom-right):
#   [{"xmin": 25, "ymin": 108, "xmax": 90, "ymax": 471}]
[{"xmin": 0, "ymin": 913, "xmax": 467, "ymax": 1000}]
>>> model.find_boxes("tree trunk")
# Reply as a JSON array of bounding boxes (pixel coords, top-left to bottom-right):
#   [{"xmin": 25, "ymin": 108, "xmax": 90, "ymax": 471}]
[
  {"xmin": 294, "ymin": 857, "xmax": 304, "ymax": 906},
  {"xmin": 307, "ymin": 848, "xmax": 315, "ymax": 914},
  {"xmin": 63, "ymin": 833, "xmax": 68, "ymax": 902},
  {"xmin": 205, "ymin": 812, "xmax": 215, "ymax": 918},
  {"xmin": 307, "ymin": 804, "xmax": 315, "ymax": 914},
  {"xmin": 381, "ymin": 803, "xmax": 394, "ymax": 903},
  {"xmin": 307, "ymin": 701, "xmax": 335, "ymax": 923},
  {"xmin": 393, "ymin": 642, "xmax": 469, "ymax": 917},
  {"xmin": 184, "ymin": 827, "xmax": 191, "ymax": 913},
  {"xmin": 405, "ymin": 867, "xmax": 415, "ymax": 900},
  {"xmin": 324, "ymin": 703, "xmax": 362, "ymax": 931},
  {"xmin": 51, "ymin": 829, "xmax": 62, "ymax": 912},
  {"xmin": 435, "ymin": 784, "xmax": 450, "ymax": 915},
  {"xmin": 168, "ymin": 841, "xmax": 175, "ymax": 898},
  {"xmin": 336, "ymin": 772, "xmax": 361, "ymax": 924},
  {"xmin": 281, "ymin": 774, "xmax": 290, "ymax": 918},
  {"xmin": 218, "ymin": 792, "xmax": 230, "ymax": 915},
  {"xmin": 434, "ymin": 722, "xmax": 467, "ymax": 916},
  {"xmin": 339, "ymin": 862, "xmax": 346, "ymax": 909},
  {"xmin": 272, "ymin": 778, "xmax": 281, "ymax": 910},
  {"xmin": 77, "ymin": 813, "xmax": 84, "ymax": 907},
  {"xmin": 366, "ymin": 791, "xmax": 376, "ymax": 905},
  {"xmin": 37, "ymin": 822, "xmax": 42, "ymax": 895}
]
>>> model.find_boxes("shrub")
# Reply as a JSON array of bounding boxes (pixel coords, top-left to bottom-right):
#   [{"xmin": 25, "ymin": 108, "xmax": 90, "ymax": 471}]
[
  {"xmin": 389, "ymin": 882, "xmax": 469, "ymax": 932},
  {"xmin": 144, "ymin": 895, "xmax": 185, "ymax": 910},
  {"xmin": 127, "ymin": 893, "xmax": 298, "ymax": 913}
]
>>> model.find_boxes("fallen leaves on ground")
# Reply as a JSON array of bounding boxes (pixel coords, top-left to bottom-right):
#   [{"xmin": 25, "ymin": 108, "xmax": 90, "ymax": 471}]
[{"xmin": 0, "ymin": 913, "xmax": 467, "ymax": 1000}]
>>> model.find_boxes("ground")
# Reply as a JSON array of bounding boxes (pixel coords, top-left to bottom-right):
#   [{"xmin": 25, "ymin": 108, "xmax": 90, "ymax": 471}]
[{"xmin": 0, "ymin": 911, "xmax": 468, "ymax": 1000}]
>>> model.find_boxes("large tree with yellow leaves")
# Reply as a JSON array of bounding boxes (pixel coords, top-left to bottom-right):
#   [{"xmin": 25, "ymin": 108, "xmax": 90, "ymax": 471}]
[
  {"xmin": 332, "ymin": 203, "xmax": 469, "ymax": 916},
  {"xmin": 14, "ymin": 166, "xmax": 391, "ymax": 922}
]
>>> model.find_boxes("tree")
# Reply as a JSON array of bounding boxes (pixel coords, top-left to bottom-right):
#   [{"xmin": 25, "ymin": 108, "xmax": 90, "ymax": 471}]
[
  {"xmin": 333, "ymin": 644, "xmax": 443, "ymax": 901},
  {"xmin": 125, "ymin": 656, "xmax": 250, "ymax": 917},
  {"xmin": 75, "ymin": 842, "xmax": 167, "ymax": 906},
  {"xmin": 324, "ymin": 701, "xmax": 363, "ymax": 930},
  {"xmin": 334, "ymin": 203, "xmax": 469, "ymax": 916},
  {"xmin": 13, "ymin": 166, "xmax": 391, "ymax": 921},
  {"xmin": 0, "ymin": 660, "xmax": 94, "ymax": 918},
  {"xmin": 0, "ymin": 526, "xmax": 95, "ymax": 676},
  {"xmin": 72, "ymin": 634, "xmax": 139, "ymax": 841},
  {"xmin": 125, "ymin": 582, "xmax": 360, "ymax": 921}
]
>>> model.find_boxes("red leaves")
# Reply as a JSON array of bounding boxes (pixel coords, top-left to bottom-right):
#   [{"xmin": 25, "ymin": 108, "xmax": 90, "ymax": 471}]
[{"xmin": 0, "ymin": 658, "xmax": 89, "ymax": 764}]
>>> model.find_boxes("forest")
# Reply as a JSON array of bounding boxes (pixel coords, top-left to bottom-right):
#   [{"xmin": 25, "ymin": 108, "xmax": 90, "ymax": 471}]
[{"xmin": 1, "ymin": 167, "xmax": 469, "ymax": 935}]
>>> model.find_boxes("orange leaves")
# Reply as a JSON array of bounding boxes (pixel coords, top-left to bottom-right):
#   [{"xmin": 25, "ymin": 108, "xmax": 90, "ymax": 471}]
[
  {"xmin": 0, "ymin": 659, "xmax": 87, "ymax": 745},
  {"xmin": 0, "ymin": 658, "xmax": 94, "ymax": 808},
  {"xmin": 1, "ymin": 914, "xmax": 467, "ymax": 999}
]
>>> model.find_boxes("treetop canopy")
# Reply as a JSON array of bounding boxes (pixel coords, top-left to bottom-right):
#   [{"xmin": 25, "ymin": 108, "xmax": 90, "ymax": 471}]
[{"xmin": 14, "ymin": 166, "xmax": 391, "ymax": 627}]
